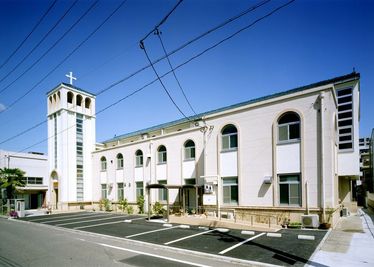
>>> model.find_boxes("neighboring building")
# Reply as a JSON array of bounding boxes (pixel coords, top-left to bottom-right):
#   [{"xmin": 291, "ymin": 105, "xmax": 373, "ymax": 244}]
[
  {"xmin": 46, "ymin": 72, "xmax": 361, "ymax": 224},
  {"xmin": 370, "ymin": 130, "xmax": 374, "ymax": 193},
  {"xmin": 0, "ymin": 150, "xmax": 48, "ymax": 209}
]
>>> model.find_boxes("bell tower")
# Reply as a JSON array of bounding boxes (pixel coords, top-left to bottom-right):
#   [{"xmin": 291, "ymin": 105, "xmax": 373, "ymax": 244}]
[{"xmin": 47, "ymin": 80, "xmax": 96, "ymax": 210}]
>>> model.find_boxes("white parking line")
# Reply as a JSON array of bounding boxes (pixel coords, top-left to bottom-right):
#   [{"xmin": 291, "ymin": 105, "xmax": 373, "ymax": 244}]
[
  {"xmin": 126, "ymin": 226, "xmax": 179, "ymax": 238},
  {"xmin": 40, "ymin": 213, "xmax": 109, "ymax": 224},
  {"xmin": 98, "ymin": 243, "xmax": 211, "ymax": 267},
  {"xmin": 218, "ymin": 233, "xmax": 266, "ymax": 255},
  {"xmin": 164, "ymin": 229, "xmax": 215, "ymax": 245},
  {"xmin": 56, "ymin": 215, "xmax": 130, "ymax": 226},
  {"xmin": 29, "ymin": 212, "xmax": 95, "ymax": 222},
  {"xmin": 73, "ymin": 217, "xmax": 146, "ymax": 229}
]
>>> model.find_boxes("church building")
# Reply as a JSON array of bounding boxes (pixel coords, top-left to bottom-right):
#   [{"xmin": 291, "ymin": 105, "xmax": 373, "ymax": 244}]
[{"xmin": 46, "ymin": 72, "xmax": 360, "ymax": 225}]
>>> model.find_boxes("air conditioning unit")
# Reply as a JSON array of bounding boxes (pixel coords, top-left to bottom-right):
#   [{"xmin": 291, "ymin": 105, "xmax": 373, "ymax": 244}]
[{"xmin": 301, "ymin": 215, "xmax": 319, "ymax": 228}]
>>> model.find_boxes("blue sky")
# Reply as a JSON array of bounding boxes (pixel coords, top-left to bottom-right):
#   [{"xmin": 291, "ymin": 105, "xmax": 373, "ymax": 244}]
[{"xmin": 0, "ymin": 0, "xmax": 373, "ymax": 154}]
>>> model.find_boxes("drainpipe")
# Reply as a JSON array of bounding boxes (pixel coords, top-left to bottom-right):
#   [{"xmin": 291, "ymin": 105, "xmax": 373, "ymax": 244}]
[{"xmin": 320, "ymin": 92, "xmax": 326, "ymax": 222}]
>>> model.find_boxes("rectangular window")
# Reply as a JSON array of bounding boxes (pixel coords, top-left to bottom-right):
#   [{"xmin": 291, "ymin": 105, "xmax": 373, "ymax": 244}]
[
  {"xmin": 136, "ymin": 156, "xmax": 143, "ymax": 167},
  {"xmin": 158, "ymin": 151, "xmax": 167, "ymax": 164},
  {"xmin": 136, "ymin": 182, "xmax": 143, "ymax": 198},
  {"xmin": 222, "ymin": 134, "xmax": 238, "ymax": 150},
  {"xmin": 278, "ymin": 123, "xmax": 300, "ymax": 142},
  {"xmin": 117, "ymin": 183, "xmax": 124, "ymax": 201},
  {"xmin": 184, "ymin": 147, "xmax": 195, "ymax": 160},
  {"xmin": 101, "ymin": 184, "xmax": 107, "ymax": 199},
  {"xmin": 279, "ymin": 174, "xmax": 301, "ymax": 206},
  {"xmin": 337, "ymin": 87, "xmax": 353, "ymax": 151},
  {"xmin": 222, "ymin": 177, "xmax": 238, "ymax": 205},
  {"xmin": 158, "ymin": 180, "xmax": 167, "ymax": 201},
  {"xmin": 76, "ymin": 114, "xmax": 84, "ymax": 201}
]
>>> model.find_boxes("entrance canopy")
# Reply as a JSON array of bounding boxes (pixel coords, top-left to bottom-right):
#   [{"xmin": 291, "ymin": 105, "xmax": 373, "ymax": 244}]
[{"xmin": 146, "ymin": 183, "xmax": 200, "ymax": 222}]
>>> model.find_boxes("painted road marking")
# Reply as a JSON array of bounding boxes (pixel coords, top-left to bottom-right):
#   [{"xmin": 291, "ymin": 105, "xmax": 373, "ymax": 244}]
[
  {"xmin": 298, "ymin": 234, "xmax": 315, "ymax": 240},
  {"xmin": 74, "ymin": 217, "xmax": 145, "ymax": 230},
  {"xmin": 241, "ymin": 230, "xmax": 255, "ymax": 235},
  {"xmin": 29, "ymin": 212, "xmax": 95, "ymax": 222},
  {"xmin": 126, "ymin": 226, "xmax": 179, "ymax": 238},
  {"xmin": 56, "ymin": 215, "xmax": 130, "ymax": 226},
  {"xmin": 163, "ymin": 223, "xmax": 173, "ymax": 227},
  {"xmin": 266, "ymin": 233, "xmax": 282, "ymax": 238},
  {"xmin": 40, "ymin": 213, "xmax": 110, "ymax": 224},
  {"xmin": 98, "ymin": 243, "xmax": 211, "ymax": 267},
  {"xmin": 218, "ymin": 233, "xmax": 266, "ymax": 255},
  {"xmin": 164, "ymin": 229, "xmax": 215, "ymax": 245}
]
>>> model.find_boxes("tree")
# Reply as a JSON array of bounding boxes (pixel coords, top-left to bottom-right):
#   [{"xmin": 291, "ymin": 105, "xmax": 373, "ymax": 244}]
[{"xmin": 0, "ymin": 168, "xmax": 26, "ymax": 200}]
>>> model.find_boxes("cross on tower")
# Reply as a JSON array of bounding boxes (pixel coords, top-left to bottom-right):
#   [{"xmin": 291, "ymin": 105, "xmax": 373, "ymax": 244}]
[{"xmin": 65, "ymin": 71, "xmax": 77, "ymax": 85}]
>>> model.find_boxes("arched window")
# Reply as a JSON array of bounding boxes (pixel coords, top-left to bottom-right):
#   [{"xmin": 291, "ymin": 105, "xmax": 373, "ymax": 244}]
[
  {"xmin": 76, "ymin": 94, "xmax": 83, "ymax": 106},
  {"xmin": 85, "ymin": 98, "xmax": 91, "ymax": 109},
  {"xmin": 278, "ymin": 112, "xmax": 300, "ymax": 142},
  {"xmin": 67, "ymin": 91, "xmax": 74, "ymax": 104},
  {"xmin": 116, "ymin": 153, "xmax": 123, "ymax": 169},
  {"xmin": 221, "ymin": 124, "xmax": 238, "ymax": 150},
  {"xmin": 157, "ymin": 145, "xmax": 167, "ymax": 164},
  {"xmin": 184, "ymin": 140, "xmax": 195, "ymax": 160},
  {"xmin": 49, "ymin": 96, "xmax": 52, "ymax": 104},
  {"xmin": 135, "ymin": 150, "xmax": 143, "ymax": 167},
  {"xmin": 100, "ymin": 156, "xmax": 107, "ymax": 171}
]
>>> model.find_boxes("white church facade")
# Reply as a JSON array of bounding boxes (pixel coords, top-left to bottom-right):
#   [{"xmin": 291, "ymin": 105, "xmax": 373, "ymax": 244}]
[{"xmin": 46, "ymin": 72, "xmax": 360, "ymax": 224}]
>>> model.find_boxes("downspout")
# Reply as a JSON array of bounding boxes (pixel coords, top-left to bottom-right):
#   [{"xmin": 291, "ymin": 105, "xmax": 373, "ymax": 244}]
[{"xmin": 320, "ymin": 92, "xmax": 326, "ymax": 222}]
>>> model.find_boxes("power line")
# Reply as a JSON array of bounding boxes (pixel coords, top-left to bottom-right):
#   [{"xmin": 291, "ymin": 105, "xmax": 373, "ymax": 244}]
[
  {"xmin": 96, "ymin": 0, "xmax": 271, "ymax": 96},
  {"xmin": 0, "ymin": 0, "xmax": 58, "ymax": 71},
  {"xmin": 0, "ymin": 0, "xmax": 127, "ymax": 115},
  {"xmin": 139, "ymin": 0, "xmax": 190, "ymax": 120},
  {"xmin": 156, "ymin": 29, "xmax": 197, "ymax": 115},
  {"xmin": 140, "ymin": 0, "xmax": 184, "ymax": 42},
  {"xmin": 140, "ymin": 41, "xmax": 190, "ymax": 120},
  {"xmin": 0, "ymin": 0, "xmax": 89, "ymax": 97},
  {"xmin": 0, "ymin": 0, "xmax": 79, "ymax": 89},
  {"xmin": 1, "ymin": 0, "xmax": 292, "ymax": 148}
]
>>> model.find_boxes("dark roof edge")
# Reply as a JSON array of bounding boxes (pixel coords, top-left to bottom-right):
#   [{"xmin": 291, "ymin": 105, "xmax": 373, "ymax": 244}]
[
  {"xmin": 102, "ymin": 72, "xmax": 360, "ymax": 144},
  {"xmin": 46, "ymin": 83, "xmax": 96, "ymax": 97}
]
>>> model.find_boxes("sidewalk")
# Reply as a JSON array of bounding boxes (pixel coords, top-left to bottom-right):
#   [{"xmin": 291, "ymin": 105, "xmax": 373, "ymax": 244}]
[{"xmin": 309, "ymin": 208, "xmax": 374, "ymax": 267}]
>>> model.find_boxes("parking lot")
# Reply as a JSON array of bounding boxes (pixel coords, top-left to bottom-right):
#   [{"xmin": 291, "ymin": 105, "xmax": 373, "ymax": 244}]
[{"xmin": 18, "ymin": 212, "xmax": 328, "ymax": 266}]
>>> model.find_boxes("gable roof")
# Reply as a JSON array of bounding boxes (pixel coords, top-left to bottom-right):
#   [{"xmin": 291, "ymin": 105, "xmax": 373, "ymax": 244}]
[{"xmin": 102, "ymin": 72, "xmax": 360, "ymax": 144}]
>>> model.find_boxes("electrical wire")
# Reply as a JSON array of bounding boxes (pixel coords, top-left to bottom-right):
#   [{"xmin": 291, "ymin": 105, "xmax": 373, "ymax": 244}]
[
  {"xmin": 140, "ymin": 41, "xmax": 190, "ymax": 120},
  {"xmin": 96, "ymin": 0, "xmax": 271, "ymax": 96},
  {"xmin": 0, "ymin": 0, "xmax": 93, "ymax": 97},
  {"xmin": 0, "ymin": 0, "xmax": 58, "ymax": 71},
  {"xmin": 0, "ymin": 0, "xmax": 127, "ymax": 115},
  {"xmin": 156, "ymin": 29, "xmax": 197, "ymax": 115},
  {"xmin": 0, "ymin": 0, "xmax": 79, "ymax": 89},
  {"xmin": 140, "ymin": 0, "xmax": 184, "ymax": 43},
  {"xmin": 1, "ymin": 0, "xmax": 294, "ymax": 150}
]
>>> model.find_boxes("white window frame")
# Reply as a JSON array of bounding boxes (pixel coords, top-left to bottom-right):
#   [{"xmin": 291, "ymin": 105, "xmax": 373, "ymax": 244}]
[
  {"xmin": 100, "ymin": 157, "xmax": 107, "ymax": 172},
  {"xmin": 222, "ymin": 177, "xmax": 238, "ymax": 205},
  {"xmin": 184, "ymin": 141, "xmax": 195, "ymax": 161},
  {"xmin": 157, "ymin": 146, "xmax": 167, "ymax": 164},
  {"xmin": 101, "ymin": 184, "xmax": 107, "ymax": 199},
  {"xmin": 278, "ymin": 174, "xmax": 301, "ymax": 206},
  {"xmin": 117, "ymin": 154, "xmax": 124, "ymax": 169},
  {"xmin": 337, "ymin": 87, "xmax": 354, "ymax": 151},
  {"xmin": 135, "ymin": 151, "xmax": 143, "ymax": 167},
  {"xmin": 278, "ymin": 121, "xmax": 300, "ymax": 143},
  {"xmin": 117, "ymin": 182, "xmax": 124, "ymax": 200},
  {"xmin": 221, "ymin": 126, "xmax": 238, "ymax": 151}
]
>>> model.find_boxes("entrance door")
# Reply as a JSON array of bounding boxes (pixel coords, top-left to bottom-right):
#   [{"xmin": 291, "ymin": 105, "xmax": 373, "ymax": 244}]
[
  {"xmin": 30, "ymin": 194, "xmax": 38, "ymax": 209},
  {"xmin": 185, "ymin": 188, "xmax": 196, "ymax": 213}
]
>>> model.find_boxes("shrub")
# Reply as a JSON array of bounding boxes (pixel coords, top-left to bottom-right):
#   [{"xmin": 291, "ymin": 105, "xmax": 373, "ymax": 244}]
[
  {"xmin": 126, "ymin": 205, "xmax": 134, "ymax": 214},
  {"xmin": 136, "ymin": 195, "xmax": 145, "ymax": 214},
  {"xmin": 99, "ymin": 198, "xmax": 111, "ymax": 212},
  {"xmin": 153, "ymin": 201, "xmax": 165, "ymax": 215},
  {"xmin": 118, "ymin": 198, "xmax": 128, "ymax": 212}
]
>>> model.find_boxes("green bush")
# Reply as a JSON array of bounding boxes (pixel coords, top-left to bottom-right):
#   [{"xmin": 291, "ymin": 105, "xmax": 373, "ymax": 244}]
[
  {"xmin": 153, "ymin": 201, "xmax": 165, "ymax": 215},
  {"xmin": 126, "ymin": 205, "xmax": 134, "ymax": 214},
  {"xmin": 99, "ymin": 198, "xmax": 111, "ymax": 212},
  {"xmin": 118, "ymin": 198, "xmax": 128, "ymax": 212},
  {"xmin": 136, "ymin": 195, "xmax": 145, "ymax": 214}
]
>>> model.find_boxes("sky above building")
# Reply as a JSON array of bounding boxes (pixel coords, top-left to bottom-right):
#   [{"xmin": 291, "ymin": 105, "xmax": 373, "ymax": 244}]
[{"xmin": 0, "ymin": 0, "xmax": 373, "ymax": 154}]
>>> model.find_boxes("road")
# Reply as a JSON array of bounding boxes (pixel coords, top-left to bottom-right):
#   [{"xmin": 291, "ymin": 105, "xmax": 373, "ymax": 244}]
[{"xmin": 0, "ymin": 216, "xmax": 268, "ymax": 267}]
